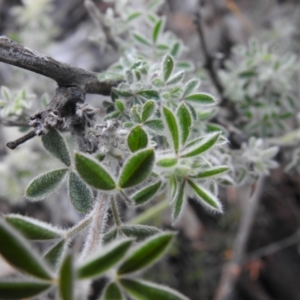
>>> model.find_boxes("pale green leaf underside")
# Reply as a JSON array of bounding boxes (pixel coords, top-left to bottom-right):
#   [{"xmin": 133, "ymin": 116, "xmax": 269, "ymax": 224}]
[
  {"xmin": 41, "ymin": 129, "xmax": 71, "ymax": 167},
  {"xmin": 25, "ymin": 168, "xmax": 68, "ymax": 201}
]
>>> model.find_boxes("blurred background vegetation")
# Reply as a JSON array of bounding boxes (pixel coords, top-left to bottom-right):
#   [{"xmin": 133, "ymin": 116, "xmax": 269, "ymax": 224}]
[{"xmin": 0, "ymin": 0, "xmax": 300, "ymax": 299}]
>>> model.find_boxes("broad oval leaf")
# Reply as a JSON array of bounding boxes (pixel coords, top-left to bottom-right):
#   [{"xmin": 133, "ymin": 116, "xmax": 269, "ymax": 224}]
[
  {"xmin": 131, "ymin": 181, "xmax": 162, "ymax": 205},
  {"xmin": 117, "ymin": 232, "xmax": 174, "ymax": 275},
  {"xmin": 103, "ymin": 228, "xmax": 119, "ymax": 245},
  {"xmin": 68, "ymin": 171, "xmax": 94, "ymax": 213},
  {"xmin": 121, "ymin": 225, "xmax": 160, "ymax": 242},
  {"xmin": 130, "ymin": 105, "xmax": 142, "ymax": 123},
  {"xmin": 152, "ymin": 19, "xmax": 163, "ymax": 44},
  {"xmin": 25, "ymin": 168, "xmax": 68, "ymax": 201},
  {"xmin": 137, "ymin": 90, "xmax": 160, "ymax": 101},
  {"xmin": 120, "ymin": 279, "xmax": 189, "ymax": 300},
  {"xmin": 182, "ymin": 79, "xmax": 200, "ymax": 98},
  {"xmin": 162, "ymin": 106, "xmax": 180, "ymax": 153},
  {"xmin": 167, "ymin": 71, "xmax": 184, "ymax": 85},
  {"xmin": 172, "ymin": 181, "xmax": 185, "ymax": 223},
  {"xmin": 141, "ymin": 100, "xmax": 156, "ymax": 122},
  {"xmin": 103, "ymin": 282, "xmax": 124, "ymax": 300},
  {"xmin": 127, "ymin": 126, "xmax": 148, "ymax": 152},
  {"xmin": 0, "ymin": 280, "xmax": 51, "ymax": 299},
  {"xmin": 59, "ymin": 253, "xmax": 74, "ymax": 300},
  {"xmin": 113, "ymin": 88, "xmax": 133, "ymax": 98},
  {"xmin": 44, "ymin": 240, "xmax": 66, "ymax": 271},
  {"xmin": 75, "ymin": 152, "xmax": 116, "ymax": 191},
  {"xmin": 171, "ymin": 42, "xmax": 181, "ymax": 57},
  {"xmin": 144, "ymin": 119, "xmax": 164, "ymax": 132},
  {"xmin": 116, "ymin": 100, "xmax": 125, "ymax": 111},
  {"xmin": 118, "ymin": 148, "xmax": 155, "ymax": 189},
  {"xmin": 176, "ymin": 103, "xmax": 192, "ymax": 145},
  {"xmin": 133, "ymin": 33, "xmax": 151, "ymax": 46},
  {"xmin": 185, "ymin": 93, "xmax": 216, "ymax": 106},
  {"xmin": 77, "ymin": 239, "xmax": 132, "ymax": 280},
  {"xmin": 0, "ymin": 219, "xmax": 52, "ymax": 280},
  {"xmin": 156, "ymin": 157, "xmax": 177, "ymax": 168},
  {"xmin": 188, "ymin": 180, "xmax": 223, "ymax": 212},
  {"xmin": 4, "ymin": 214, "xmax": 63, "ymax": 240},
  {"xmin": 194, "ymin": 166, "xmax": 229, "ymax": 179},
  {"xmin": 41, "ymin": 129, "xmax": 71, "ymax": 167},
  {"xmin": 181, "ymin": 132, "xmax": 221, "ymax": 158},
  {"xmin": 163, "ymin": 55, "xmax": 174, "ymax": 82}
]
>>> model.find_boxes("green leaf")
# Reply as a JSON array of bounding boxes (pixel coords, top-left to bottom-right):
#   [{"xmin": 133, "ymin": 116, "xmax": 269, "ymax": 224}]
[
  {"xmin": 25, "ymin": 168, "xmax": 68, "ymax": 201},
  {"xmin": 127, "ymin": 11, "xmax": 142, "ymax": 21},
  {"xmin": 0, "ymin": 280, "xmax": 51, "ymax": 299},
  {"xmin": 181, "ymin": 132, "xmax": 220, "ymax": 158},
  {"xmin": 117, "ymin": 232, "xmax": 174, "ymax": 275},
  {"xmin": 144, "ymin": 119, "xmax": 164, "ymax": 132},
  {"xmin": 113, "ymin": 88, "xmax": 133, "ymax": 98},
  {"xmin": 59, "ymin": 253, "xmax": 74, "ymax": 300},
  {"xmin": 127, "ymin": 126, "xmax": 148, "ymax": 152},
  {"xmin": 141, "ymin": 100, "xmax": 156, "ymax": 122},
  {"xmin": 75, "ymin": 152, "xmax": 116, "ymax": 191},
  {"xmin": 172, "ymin": 181, "xmax": 185, "ymax": 223},
  {"xmin": 176, "ymin": 103, "xmax": 192, "ymax": 145},
  {"xmin": 156, "ymin": 157, "xmax": 177, "ymax": 168},
  {"xmin": 137, "ymin": 90, "xmax": 160, "ymax": 100},
  {"xmin": 77, "ymin": 239, "xmax": 132, "ymax": 280},
  {"xmin": 103, "ymin": 282, "xmax": 124, "ymax": 300},
  {"xmin": 171, "ymin": 42, "xmax": 181, "ymax": 57},
  {"xmin": 121, "ymin": 225, "xmax": 160, "ymax": 242},
  {"xmin": 194, "ymin": 166, "xmax": 229, "ymax": 178},
  {"xmin": 133, "ymin": 33, "xmax": 151, "ymax": 46},
  {"xmin": 118, "ymin": 148, "xmax": 155, "ymax": 188},
  {"xmin": 44, "ymin": 240, "xmax": 66, "ymax": 271},
  {"xmin": 131, "ymin": 181, "xmax": 162, "ymax": 205},
  {"xmin": 185, "ymin": 93, "xmax": 216, "ymax": 106},
  {"xmin": 41, "ymin": 129, "xmax": 71, "ymax": 167},
  {"xmin": 130, "ymin": 105, "xmax": 142, "ymax": 123},
  {"xmin": 120, "ymin": 279, "xmax": 189, "ymax": 300},
  {"xmin": 4, "ymin": 214, "xmax": 63, "ymax": 240},
  {"xmin": 188, "ymin": 180, "xmax": 222, "ymax": 212},
  {"xmin": 176, "ymin": 61, "xmax": 194, "ymax": 70},
  {"xmin": 103, "ymin": 228, "xmax": 119, "ymax": 244},
  {"xmin": 152, "ymin": 19, "xmax": 163, "ymax": 44},
  {"xmin": 68, "ymin": 171, "xmax": 94, "ymax": 213},
  {"xmin": 167, "ymin": 71, "xmax": 184, "ymax": 85},
  {"xmin": 163, "ymin": 55, "xmax": 174, "ymax": 81},
  {"xmin": 0, "ymin": 218, "xmax": 52, "ymax": 280},
  {"xmin": 116, "ymin": 100, "xmax": 125, "ymax": 111},
  {"xmin": 168, "ymin": 176, "xmax": 178, "ymax": 203},
  {"xmin": 162, "ymin": 106, "xmax": 180, "ymax": 153},
  {"xmin": 182, "ymin": 79, "xmax": 200, "ymax": 98}
]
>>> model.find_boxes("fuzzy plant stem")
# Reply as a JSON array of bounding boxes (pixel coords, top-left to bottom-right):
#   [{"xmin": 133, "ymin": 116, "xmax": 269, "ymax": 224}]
[
  {"xmin": 111, "ymin": 197, "xmax": 122, "ymax": 227},
  {"xmin": 80, "ymin": 193, "xmax": 109, "ymax": 259},
  {"xmin": 66, "ymin": 213, "xmax": 93, "ymax": 240}
]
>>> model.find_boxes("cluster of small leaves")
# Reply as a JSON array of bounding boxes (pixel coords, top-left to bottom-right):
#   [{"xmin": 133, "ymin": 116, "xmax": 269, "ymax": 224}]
[
  {"xmin": 0, "ymin": 86, "xmax": 34, "ymax": 121},
  {"xmin": 220, "ymin": 38, "xmax": 297, "ymax": 137},
  {"xmin": 0, "ymin": 216, "xmax": 188, "ymax": 300},
  {"xmin": 233, "ymin": 137, "xmax": 279, "ymax": 185}
]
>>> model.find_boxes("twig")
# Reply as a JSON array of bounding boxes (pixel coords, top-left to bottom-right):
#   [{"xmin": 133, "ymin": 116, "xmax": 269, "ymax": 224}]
[
  {"xmin": 194, "ymin": 8, "xmax": 225, "ymax": 100},
  {"xmin": 6, "ymin": 130, "xmax": 36, "ymax": 150},
  {"xmin": 214, "ymin": 177, "xmax": 264, "ymax": 300},
  {"xmin": 0, "ymin": 36, "xmax": 120, "ymax": 95},
  {"xmin": 84, "ymin": 0, "xmax": 118, "ymax": 51},
  {"xmin": 245, "ymin": 229, "xmax": 300, "ymax": 263}
]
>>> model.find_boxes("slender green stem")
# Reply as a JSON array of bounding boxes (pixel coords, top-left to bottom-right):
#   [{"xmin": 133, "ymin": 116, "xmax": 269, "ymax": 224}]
[
  {"xmin": 111, "ymin": 197, "xmax": 122, "ymax": 227},
  {"xmin": 65, "ymin": 213, "xmax": 93, "ymax": 240}
]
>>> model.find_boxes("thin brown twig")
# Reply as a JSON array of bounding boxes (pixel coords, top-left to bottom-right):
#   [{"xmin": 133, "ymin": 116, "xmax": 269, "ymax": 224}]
[
  {"xmin": 194, "ymin": 7, "xmax": 225, "ymax": 101},
  {"xmin": 6, "ymin": 130, "xmax": 36, "ymax": 150}
]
